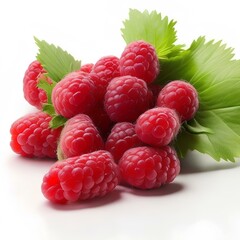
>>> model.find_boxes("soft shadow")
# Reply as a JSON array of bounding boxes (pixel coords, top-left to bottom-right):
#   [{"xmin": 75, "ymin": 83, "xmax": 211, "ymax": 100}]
[
  {"xmin": 180, "ymin": 151, "xmax": 240, "ymax": 174},
  {"xmin": 122, "ymin": 182, "xmax": 184, "ymax": 197},
  {"xmin": 8, "ymin": 154, "xmax": 56, "ymax": 166},
  {"xmin": 43, "ymin": 187, "xmax": 123, "ymax": 211},
  {"xmin": 8, "ymin": 155, "xmax": 57, "ymax": 163}
]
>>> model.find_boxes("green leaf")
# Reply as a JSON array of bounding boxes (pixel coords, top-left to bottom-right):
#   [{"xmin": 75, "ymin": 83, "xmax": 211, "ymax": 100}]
[
  {"xmin": 121, "ymin": 9, "xmax": 183, "ymax": 59},
  {"xmin": 159, "ymin": 37, "xmax": 240, "ymax": 161},
  {"xmin": 42, "ymin": 103, "xmax": 56, "ymax": 116},
  {"xmin": 34, "ymin": 37, "xmax": 81, "ymax": 82},
  {"xmin": 50, "ymin": 115, "xmax": 67, "ymax": 129},
  {"xmin": 38, "ymin": 78, "xmax": 56, "ymax": 104}
]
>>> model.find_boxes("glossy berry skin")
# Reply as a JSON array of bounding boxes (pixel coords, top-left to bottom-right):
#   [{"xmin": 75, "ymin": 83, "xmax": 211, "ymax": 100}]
[
  {"xmin": 23, "ymin": 60, "xmax": 52, "ymax": 109},
  {"xmin": 104, "ymin": 76, "xmax": 150, "ymax": 122},
  {"xmin": 157, "ymin": 80, "xmax": 199, "ymax": 121},
  {"xmin": 79, "ymin": 63, "xmax": 94, "ymax": 73},
  {"xmin": 118, "ymin": 146, "xmax": 180, "ymax": 189},
  {"xmin": 135, "ymin": 107, "xmax": 180, "ymax": 147},
  {"xmin": 119, "ymin": 40, "xmax": 160, "ymax": 84},
  {"xmin": 58, "ymin": 114, "xmax": 104, "ymax": 160},
  {"xmin": 10, "ymin": 111, "xmax": 62, "ymax": 158},
  {"xmin": 52, "ymin": 71, "xmax": 96, "ymax": 118},
  {"xmin": 41, "ymin": 150, "xmax": 120, "ymax": 204},
  {"xmin": 91, "ymin": 56, "xmax": 120, "ymax": 101},
  {"xmin": 105, "ymin": 122, "xmax": 143, "ymax": 162}
]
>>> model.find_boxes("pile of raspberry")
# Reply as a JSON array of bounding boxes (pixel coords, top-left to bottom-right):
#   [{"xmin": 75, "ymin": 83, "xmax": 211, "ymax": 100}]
[{"xmin": 10, "ymin": 40, "xmax": 199, "ymax": 204}]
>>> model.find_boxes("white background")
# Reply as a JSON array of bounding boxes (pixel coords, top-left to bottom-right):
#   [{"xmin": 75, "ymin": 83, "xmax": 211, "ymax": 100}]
[{"xmin": 0, "ymin": 0, "xmax": 240, "ymax": 239}]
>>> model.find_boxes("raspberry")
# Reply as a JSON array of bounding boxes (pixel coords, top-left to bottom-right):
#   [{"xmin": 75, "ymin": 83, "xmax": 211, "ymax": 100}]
[
  {"xmin": 91, "ymin": 56, "xmax": 120, "ymax": 101},
  {"xmin": 118, "ymin": 146, "xmax": 180, "ymax": 189},
  {"xmin": 157, "ymin": 80, "xmax": 199, "ymax": 121},
  {"xmin": 104, "ymin": 76, "xmax": 150, "ymax": 122},
  {"xmin": 23, "ymin": 60, "xmax": 52, "ymax": 109},
  {"xmin": 105, "ymin": 122, "xmax": 143, "ymax": 162},
  {"xmin": 41, "ymin": 150, "xmax": 120, "ymax": 203},
  {"xmin": 119, "ymin": 40, "xmax": 160, "ymax": 84},
  {"xmin": 57, "ymin": 114, "xmax": 104, "ymax": 160},
  {"xmin": 79, "ymin": 63, "xmax": 94, "ymax": 73},
  {"xmin": 10, "ymin": 111, "xmax": 62, "ymax": 158},
  {"xmin": 52, "ymin": 71, "xmax": 97, "ymax": 118},
  {"xmin": 135, "ymin": 107, "xmax": 180, "ymax": 147}
]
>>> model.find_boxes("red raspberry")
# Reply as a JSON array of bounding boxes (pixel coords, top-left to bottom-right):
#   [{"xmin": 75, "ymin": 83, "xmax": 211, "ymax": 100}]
[
  {"xmin": 52, "ymin": 71, "xmax": 97, "ymax": 118},
  {"xmin": 119, "ymin": 40, "xmax": 160, "ymax": 84},
  {"xmin": 10, "ymin": 111, "xmax": 62, "ymax": 158},
  {"xmin": 58, "ymin": 114, "xmax": 104, "ymax": 160},
  {"xmin": 118, "ymin": 146, "xmax": 180, "ymax": 189},
  {"xmin": 105, "ymin": 122, "xmax": 142, "ymax": 162},
  {"xmin": 79, "ymin": 63, "xmax": 94, "ymax": 73},
  {"xmin": 23, "ymin": 60, "xmax": 52, "ymax": 109},
  {"xmin": 135, "ymin": 107, "xmax": 180, "ymax": 147},
  {"xmin": 157, "ymin": 80, "xmax": 199, "ymax": 121},
  {"xmin": 91, "ymin": 56, "xmax": 120, "ymax": 101},
  {"xmin": 104, "ymin": 76, "xmax": 150, "ymax": 122},
  {"xmin": 41, "ymin": 150, "xmax": 120, "ymax": 203}
]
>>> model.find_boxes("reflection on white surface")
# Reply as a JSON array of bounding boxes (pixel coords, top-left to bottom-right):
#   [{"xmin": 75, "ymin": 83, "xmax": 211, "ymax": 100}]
[
  {"xmin": 2, "ymin": 211, "xmax": 47, "ymax": 240},
  {"xmin": 172, "ymin": 220, "xmax": 224, "ymax": 240}
]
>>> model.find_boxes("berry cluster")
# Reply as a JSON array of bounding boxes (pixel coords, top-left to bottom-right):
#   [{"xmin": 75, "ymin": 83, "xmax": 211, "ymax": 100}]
[{"xmin": 10, "ymin": 40, "xmax": 199, "ymax": 204}]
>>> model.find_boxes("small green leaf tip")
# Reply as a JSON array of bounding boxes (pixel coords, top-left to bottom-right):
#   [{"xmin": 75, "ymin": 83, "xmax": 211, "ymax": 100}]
[{"xmin": 34, "ymin": 36, "xmax": 81, "ymax": 82}]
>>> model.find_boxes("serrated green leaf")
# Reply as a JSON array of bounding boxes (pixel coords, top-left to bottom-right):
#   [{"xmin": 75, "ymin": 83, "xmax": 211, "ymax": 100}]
[
  {"xmin": 159, "ymin": 37, "xmax": 240, "ymax": 161},
  {"xmin": 42, "ymin": 103, "xmax": 56, "ymax": 116},
  {"xmin": 50, "ymin": 115, "xmax": 67, "ymax": 129},
  {"xmin": 121, "ymin": 9, "xmax": 183, "ymax": 59},
  {"xmin": 38, "ymin": 78, "xmax": 56, "ymax": 104},
  {"xmin": 34, "ymin": 37, "xmax": 81, "ymax": 82}
]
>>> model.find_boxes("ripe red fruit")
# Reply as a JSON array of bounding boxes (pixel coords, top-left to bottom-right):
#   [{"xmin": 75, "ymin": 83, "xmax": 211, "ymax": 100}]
[
  {"xmin": 104, "ymin": 75, "xmax": 150, "ymax": 122},
  {"xmin": 119, "ymin": 40, "xmax": 160, "ymax": 84},
  {"xmin": 135, "ymin": 107, "xmax": 180, "ymax": 147},
  {"xmin": 105, "ymin": 122, "xmax": 143, "ymax": 162},
  {"xmin": 57, "ymin": 114, "xmax": 104, "ymax": 160},
  {"xmin": 52, "ymin": 71, "xmax": 97, "ymax": 118},
  {"xmin": 79, "ymin": 63, "xmax": 94, "ymax": 73},
  {"xmin": 157, "ymin": 80, "xmax": 199, "ymax": 121},
  {"xmin": 41, "ymin": 150, "xmax": 120, "ymax": 204},
  {"xmin": 10, "ymin": 111, "xmax": 62, "ymax": 158},
  {"xmin": 23, "ymin": 60, "xmax": 52, "ymax": 109},
  {"xmin": 118, "ymin": 146, "xmax": 180, "ymax": 189},
  {"xmin": 91, "ymin": 55, "xmax": 120, "ymax": 101}
]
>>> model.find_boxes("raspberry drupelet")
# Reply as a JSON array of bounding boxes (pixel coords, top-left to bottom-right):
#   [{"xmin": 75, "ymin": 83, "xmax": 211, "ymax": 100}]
[{"xmin": 79, "ymin": 63, "xmax": 94, "ymax": 73}]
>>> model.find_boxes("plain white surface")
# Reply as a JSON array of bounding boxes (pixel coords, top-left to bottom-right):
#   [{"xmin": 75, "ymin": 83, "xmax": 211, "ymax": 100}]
[{"xmin": 1, "ymin": 1, "xmax": 240, "ymax": 239}]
